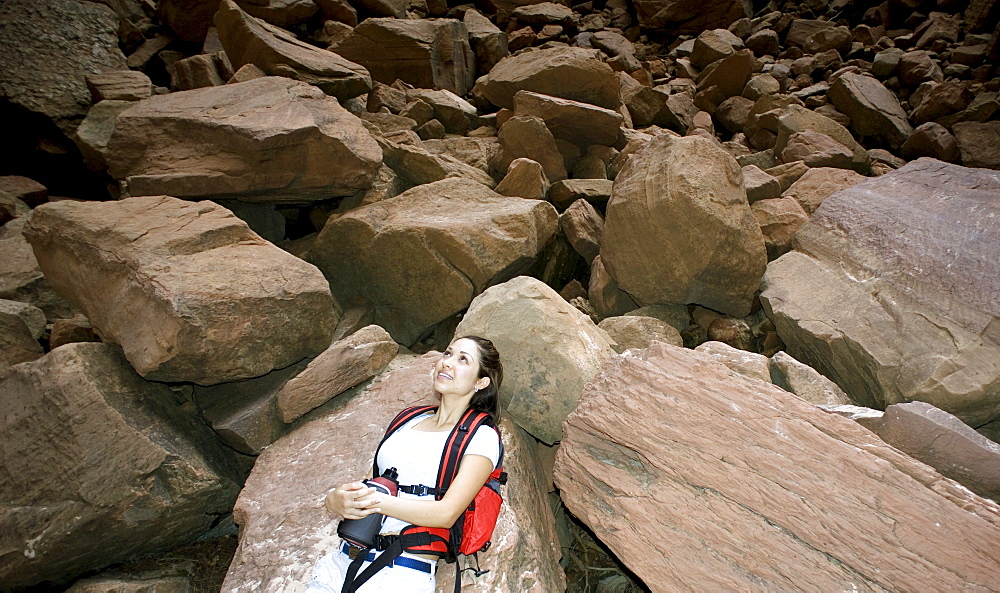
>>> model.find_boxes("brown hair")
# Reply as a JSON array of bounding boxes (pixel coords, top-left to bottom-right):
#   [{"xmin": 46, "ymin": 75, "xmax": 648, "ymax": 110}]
[{"xmin": 460, "ymin": 335, "xmax": 503, "ymax": 420}]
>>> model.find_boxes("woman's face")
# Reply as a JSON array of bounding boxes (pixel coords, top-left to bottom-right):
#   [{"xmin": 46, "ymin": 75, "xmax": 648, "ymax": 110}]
[{"xmin": 433, "ymin": 338, "xmax": 485, "ymax": 397}]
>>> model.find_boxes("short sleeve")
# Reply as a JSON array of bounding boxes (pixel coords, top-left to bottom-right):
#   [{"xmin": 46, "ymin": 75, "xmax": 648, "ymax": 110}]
[{"xmin": 463, "ymin": 425, "xmax": 501, "ymax": 469}]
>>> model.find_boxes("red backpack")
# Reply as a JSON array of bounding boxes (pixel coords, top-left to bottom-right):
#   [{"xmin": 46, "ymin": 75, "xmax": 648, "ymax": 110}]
[{"xmin": 340, "ymin": 406, "xmax": 506, "ymax": 593}]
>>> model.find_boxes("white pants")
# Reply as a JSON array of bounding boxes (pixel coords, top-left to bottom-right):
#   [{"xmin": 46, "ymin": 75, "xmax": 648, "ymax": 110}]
[{"xmin": 305, "ymin": 544, "xmax": 437, "ymax": 593}]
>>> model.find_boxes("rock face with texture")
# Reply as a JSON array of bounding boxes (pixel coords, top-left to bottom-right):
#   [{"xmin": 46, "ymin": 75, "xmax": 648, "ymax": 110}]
[
  {"xmin": 276, "ymin": 325, "xmax": 398, "ymax": 423},
  {"xmin": 334, "ymin": 18, "xmax": 476, "ymax": 96},
  {"xmin": 476, "ymin": 46, "xmax": 620, "ymax": 110},
  {"xmin": 828, "ymin": 72, "xmax": 913, "ymax": 150},
  {"xmin": 215, "ymin": 0, "xmax": 371, "ymax": 100},
  {"xmin": 761, "ymin": 159, "xmax": 1000, "ymax": 427},
  {"xmin": 554, "ymin": 342, "xmax": 1000, "ymax": 592},
  {"xmin": 310, "ymin": 178, "xmax": 558, "ymax": 346},
  {"xmin": 107, "ymin": 77, "xmax": 381, "ymax": 202},
  {"xmin": 769, "ymin": 350, "xmax": 852, "ymax": 406},
  {"xmin": 871, "ymin": 402, "xmax": 1000, "ymax": 503},
  {"xmin": 0, "ymin": 218, "xmax": 77, "ymax": 321},
  {"xmin": 602, "ymin": 134, "xmax": 766, "ymax": 318},
  {"xmin": 0, "ymin": 343, "xmax": 243, "ymax": 588},
  {"xmin": 633, "ymin": 0, "xmax": 750, "ymax": 33},
  {"xmin": 221, "ymin": 353, "xmax": 565, "ymax": 593},
  {"xmin": 513, "ymin": 91, "xmax": 623, "ymax": 147},
  {"xmin": 23, "ymin": 196, "xmax": 339, "ymax": 385},
  {"xmin": 0, "ymin": 0, "xmax": 127, "ymax": 134},
  {"xmin": 454, "ymin": 276, "xmax": 617, "ymax": 444}
]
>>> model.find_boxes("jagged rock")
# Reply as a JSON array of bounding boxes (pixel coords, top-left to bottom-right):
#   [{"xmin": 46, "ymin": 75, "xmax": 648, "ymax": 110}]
[
  {"xmin": 742, "ymin": 164, "xmax": 781, "ymax": 202},
  {"xmin": 770, "ymin": 104, "xmax": 870, "ymax": 173},
  {"xmin": 769, "ymin": 350, "xmax": 852, "ymax": 405},
  {"xmin": 871, "ymin": 47, "xmax": 904, "ymax": 77},
  {"xmin": 276, "ymin": 325, "xmax": 398, "ymax": 423},
  {"xmin": 0, "ymin": 218, "xmax": 77, "ymax": 321},
  {"xmin": 716, "ymin": 95, "xmax": 754, "ymax": 134},
  {"xmin": 421, "ymin": 136, "xmax": 499, "ymax": 173},
  {"xmin": 632, "ymin": 0, "xmax": 750, "ymax": 34},
  {"xmin": 464, "ymin": 9, "xmax": 509, "ymax": 74},
  {"xmin": 871, "ymin": 402, "xmax": 1000, "ymax": 502},
  {"xmin": 953, "ymin": 121, "xmax": 1000, "ymax": 169},
  {"xmin": 765, "ymin": 160, "xmax": 809, "ymax": 193},
  {"xmin": 898, "ymin": 50, "xmax": 944, "ymax": 85},
  {"xmin": 379, "ymin": 138, "xmax": 497, "ymax": 188},
  {"xmin": 513, "ymin": 91, "xmax": 623, "ymax": 147},
  {"xmin": 590, "ymin": 30, "xmax": 635, "ymax": 57},
  {"xmin": 0, "ymin": 298, "xmax": 46, "ymax": 341},
  {"xmin": 512, "ymin": 2, "xmax": 574, "ymax": 24},
  {"xmin": 913, "ymin": 12, "xmax": 960, "ymax": 49},
  {"xmin": 629, "ymin": 303, "xmax": 690, "ymax": 334},
  {"xmin": 0, "ymin": 0, "xmax": 126, "ymax": 136},
  {"xmin": 697, "ymin": 49, "xmax": 754, "ymax": 98},
  {"xmin": 48, "ymin": 315, "xmax": 100, "ymax": 350},
  {"xmin": 695, "ymin": 340, "xmax": 770, "ymax": 382},
  {"xmin": 159, "ymin": 0, "xmax": 224, "ymax": 43},
  {"xmin": 316, "ymin": 19, "xmax": 353, "ymax": 47},
  {"xmin": 548, "ymin": 178, "xmax": 614, "ymax": 210},
  {"xmin": 828, "ymin": 72, "xmax": 912, "ymax": 151},
  {"xmin": 23, "ymin": 196, "xmax": 339, "ymax": 385},
  {"xmin": 746, "ymin": 28, "xmax": 780, "ymax": 56},
  {"xmin": 743, "ymin": 73, "xmax": 781, "ymax": 100},
  {"xmin": 491, "ymin": 115, "xmax": 568, "ymax": 182},
  {"xmin": 236, "ymin": 0, "xmax": 319, "ymax": 28},
  {"xmin": 455, "ymin": 276, "xmax": 617, "ymax": 444},
  {"xmin": 786, "ymin": 18, "xmax": 835, "ymax": 47},
  {"xmin": 559, "ymin": 199, "xmax": 603, "ymax": 264},
  {"xmin": 215, "ymin": 0, "xmax": 371, "ymax": 101},
  {"xmin": 690, "ymin": 28, "xmax": 744, "ymax": 69},
  {"xmin": 752, "ymin": 196, "xmax": 808, "ymax": 261},
  {"xmin": 588, "ymin": 255, "xmax": 637, "ymax": 319},
  {"xmin": 601, "ymin": 134, "xmax": 766, "ymax": 318},
  {"xmin": 781, "ymin": 166, "xmax": 866, "ymax": 214},
  {"xmin": 598, "ymin": 315, "xmax": 683, "ymax": 352},
  {"xmin": 170, "ymin": 52, "xmax": 231, "ymax": 90},
  {"xmin": 0, "ymin": 177, "xmax": 45, "ymax": 207},
  {"xmin": 761, "ymin": 159, "xmax": 1000, "ymax": 426},
  {"xmin": 66, "ymin": 574, "xmax": 192, "ymax": 593},
  {"xmin": 780, "ymin": 130, "xmax": 854, "ymax": 169},
  {"xmin": 0, "ymin": 343, "xmax": 243, "ymax": 589},
  {"xmin": 555, "ymin": 342, "xmax": 1000, "ymax": 592},
  {"xmin": 0, "ymin": 309, "xmax": 43, "ymax": 372},
  {"xmin": 406, "ymin": 88, "xmax": 479, "ymax": 135},
  {"xmin": 334, "ymin": 18, "xmax": 475, "ymax": 96},
  {"xmin": 310, "ymin": 178, "xmax": 557, "ymax": 346},
  {"xmin": 74, "ymin": 100, "xmax": 134, "ymax": 172},
  {"xmin": 910, "ymin": 80, "xmax": 973, "ymax": 125},
  {"xmin": 495, "ymin": 157, "xmax": 550, "ymax": 199},
  {"xmin": 221, "ymin": 353, "xmax": 566, "ymax": 592},
  {"xmin": 901, "ymin": 122, "xmax": 961, "ymax": 163},
  {"xmin": 107, "ymin": 77, "xmax": 381, "ymax": 202},
  {"xmin": 353, "ymin": 0, "xmax": 407, "ymax": 18},
  {"xmin": 85, "ymin": 70, "xmax": 152, "ymax": 102},
  {"xmin": 476, "ymin": 46, "xmax": 620, "ymax": 110},
  {"xmin": 618, "ymin": 74, "xmax": 669, "ymax": 127}
]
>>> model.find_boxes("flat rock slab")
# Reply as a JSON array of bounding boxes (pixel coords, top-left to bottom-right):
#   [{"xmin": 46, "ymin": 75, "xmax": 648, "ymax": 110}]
[
  {"xmin": 761, "ymin": 158, "xmax": 1000, "ymax": 426},
  {"xmin": 23, "ymin": 196, "xmax": 339, "ymax": 385},
  {"xmin": 310, "ymin": 177, "xmax": 557, "ymax": 346},
  {"xmin": 555, "ymin": 342, "xmax": 1000, "ymax": 592},
  {"xmin": 107, "ymin": 77, "xmax": 381, "ymax": 202},
  {"xmin": 221, "ymin": 353, "xmax": 565, "ymax": 593},
  {"xmin": 215, "ymin": 0, "xmax": 371, "ymax": 101},
  {"xmin": 0, "ymin": 343, "xmax": 243, "ymax": 588},
  {"xmin": 513, "ymin": 90, "xmax": 623, "ymax": 147}
]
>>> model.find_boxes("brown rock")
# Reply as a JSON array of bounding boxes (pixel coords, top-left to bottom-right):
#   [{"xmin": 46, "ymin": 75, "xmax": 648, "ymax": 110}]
[
  {"xmin": 871, "ymin": 401, "xmax": 1000, "ymax": 502},
  {"xmin": 716, "ymin": 95, "xmax": 754, "ymax": 133},
  {"xmin": 786, "ymin": 18, "xmax": 835, "ymax": 47},
  {"xmin": 897, "ymin": 50, "xmax": 944, "ymax": 86},
  {"xmin": 690, "ymin": 28, "xmax": 744, "ymax": 69},
  {"xmin": 222, "ymin": 353, "xmax": 565, "ymax": 592},
  {"xmin": 588, "ymin": 255, "xmax": 638, "ymax": 319},
  {"xmin": 24, "ymin": 196, "xmax": 338, "ymax": 385},
  {"xmin": 910, "ymin": 80, "xmax": 973, "ymax": 125},
  {"xmin": 158, "ymin": 0, "xmax": 223, "ymax": 43},
  {"xmin": 556, "ymin": 342, "xmax": 1000, "ymax": 591},
  {"xmin": 107, "ymin": 77, "xmax": 381, "ymax": 202},
  {"xmin": 695, "ymin": 339, "xmax": 769, "ymax": 381},
  {"xmin": 235, "ymin": 0, "xmax": 318, "ymax": 28},
  {"xmin": 746, "ymin": 28, "xmax": 780, "ymax": 56},
  {"xmin": 310, "ymin": 178, "xmax": 558, "ymax": 346},
  {"xmin": 742, "ymin": 164, "xmax": 781, "ymax": 202},
  {"xmin": 828, "ymin": 72, "xmax": 912, "ymax": 150},
  {"xmin": 781, "ymin": 166, "xmax": 867, "ymax": 214},
  {"xmin": 913, "ymin": 11, "xmax": 960, "ymax": 49},
  {"xmin": 455, "ymin": 276, "xmax": 617, "ymax": 443},
  {"xmin": 590, "ymin": 30, "xmax": 635, "ymax": 58},
  {"xmin": 0, "ymin": 309, "xmax": 43, "ymax": 371},
  {"xmin": 0, "ymin": 0, "xmax": 127, "ymax": 135},
  {"xmin": 765, "ymin": 160, "xmax": 810, "ymax": 193},
  {"xmin": 85, "ymin": 70, "xmax": 153, "ymax": 102},
  {"xmin": 74, "ymin": 100, "xmax": 135, "ymax": 172},
  {"xmin": 170, "ymin": 52, "xmax": 230, "ymax": 90},
  {"xmin": 491, "ymin": 115, "xmax": 568, "ymax": 182},
  {"xmin": 0, "ymin": 218, "xmax": 77, "ymax": 321},
  {"xmin": 476, "ymin": 46, "xmax": 620, "ymax": 110},
  {"xmin": 316, "ymin": 0, "xmax": 358, "ymax": 25},
  {"xmin": 752, "ymin": 196, "xmax": 809, "ymax": 260},
  {"xmin": 900, "ymin": 122, "xmax": 961, "ymax": 163},
  {"xmin": 598, "ymin": 315, "xmax": 683, "ymax": 352},
  {"xmin": 495, "ymin": 157, "xmax": 550, "ymax": 199},
  {"xmin": 406, "ymin": 88, "xmax": 479, "ymax": 135},
  {"xmin": 559, "ymin": 199, "xmax": 603, "ymax": 264},
  {"xmin": 781, "ymin": 130, "xmax": 855, "ymax": 169},
  {"xmin": 48, "ymin": 315, "xmax": 100, "ymax": 350},
  {"xmin": 276, "ymin": 325, "xmax": 398, "ymax": 423},
  {"xmin": 697, "ymin": 48, "xmax": 754, "ymax": 98},
  {"xmin": 0, "ymin": 298, "xmax": 45, "ymax": 341},
  {"xmin": 0, "ymin": 343, "xmax": 242, "ymax": 589},
  {"xmin": 215, "ymin": 0, "xmax": 371, "ymax": 101},
  {"xmin": 602, "ymin": 134, "xmax": 767, "ymax": 318},
  {"xmin": 771, "ymin": 104, "xmax": 870, "ymax": 173},
  {"xmin": 379, "ymin": 139, "xmax": 496, "ymax": 189},
  {"xmin": 761, "ymin": 159, "xmax": 1000, "ymax": 426},
  {"xmin": 633, "ymin": 0, "xmax": 750, "ymax": 34},
  {"xmin": 953, "ymin": 121, "xmax": 1000, "ymax": 169},
  {"xmin": 769, "ymin": 350, "xmax": 852, "ymax": 405},
  {"xmin": 511, "ymin": 1, "xmax": 573, "ymax": 24},
  {"xmin": 334, "ymin": 18, "xmax": 475, "ymax": 96},
  {"xmin": 548, "ymin": 178, "xmax": 614, "ymax": 210},
  {"xmin": 0, "ymin": 176, "xmax": 47, "ymax": 207},
  {"xmin": 513, "ymin": 91, "xmax": 623, "ymax": 147}
]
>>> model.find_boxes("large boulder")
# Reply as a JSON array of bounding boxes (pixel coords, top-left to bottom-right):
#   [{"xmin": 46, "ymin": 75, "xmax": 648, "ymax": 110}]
[
  {"xmin": 454, "ymin": 276, "xmax": 617, "ymax": 444},
  {"xmin": 310, "ymin": 178, "xmax": 558, "ymax": 346},
  {"xmin": 0, "ymin": 343, "xmax": 243, "ymax": 589},
  {"xmin": 632, "ymin": 0, "xmax": 750, "ymax": 33},
  {"xmin": 0, "ymin": 218, "xmax": 77, "ymax": 321},
  {"xmin": 106, "ymin": 77, "xmax": 381, "ymax": 202},
  {"xmin": 220, "ymin": 353, "xmax": 565, "ymax": 593},
  {"xmin": 215, "ymin": 0, "xmax": 371, "ymax": 101},
  {"xmin": 555, "ymin": 342, "xmax": 1000, "ymax": 591},
  {"xmin": 828, "ymin": 72, "xmax": 913, "ymax": 151},
  {"xmin": 601, "ymin": 134, "xmax": 767, "ymax": 318},
  {"xmin": 512, "ymin": 90, "xmax": 623, "ymax": 147},
  {"xmin": 771, "ymin": 104, "xmax": 871, "ymax": 173},
  {"xmin": 475, "ymin": 46, "xmax": 620, "ymax": 111},
  {"xmin": 491, "ymin": 115, "xmax": 568, "ymax": 183},
  {"xmin": 0, "ymin": 309, "xmax": 43, "ymax": 372},
  {"xmin": 23, "ymin": 196, "xmax": 339, "ymax": 385},
  {"xmin": 761, "ymin": 159, "xmax": 1000, "ymax": 426},
  {"xmin": 0, "ymin": 0, "xmax": 127, "ymax": 134},
  {"xmin": 333, "ymin": 18, "xmax": 476, "ymax": 96}
]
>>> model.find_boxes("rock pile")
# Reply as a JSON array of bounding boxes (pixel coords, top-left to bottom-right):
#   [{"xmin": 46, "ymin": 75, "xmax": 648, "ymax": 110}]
[{"xmin": 1, "ymin": 0, "xmax": 999, "ymax": 589}]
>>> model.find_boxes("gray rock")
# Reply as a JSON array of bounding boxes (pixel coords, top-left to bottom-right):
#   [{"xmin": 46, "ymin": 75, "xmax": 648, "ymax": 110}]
[
  {"xmin": 828, "ymin": 72, "xmax": 913, "ymax": 150},
  {"xmin": 769, "ymin": 351, "xmax": 852, "ymax": 405}
]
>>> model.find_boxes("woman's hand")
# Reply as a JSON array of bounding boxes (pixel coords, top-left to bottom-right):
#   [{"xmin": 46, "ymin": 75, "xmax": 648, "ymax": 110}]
[{"xmin": 324, "ymin": 482, "xmax": 380, "ymax": 519}]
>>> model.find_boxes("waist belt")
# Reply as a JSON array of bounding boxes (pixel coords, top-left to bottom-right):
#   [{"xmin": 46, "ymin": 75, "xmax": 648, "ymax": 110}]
[{"xmin": 340, "ymin": 542, "xmax": 434, "ymax": 574}]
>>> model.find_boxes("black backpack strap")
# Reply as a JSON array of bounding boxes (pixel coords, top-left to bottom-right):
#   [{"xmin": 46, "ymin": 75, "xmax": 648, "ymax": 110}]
[{"xmin": 372, "ymin": 405, "xmax": 437, "ymax": 477}]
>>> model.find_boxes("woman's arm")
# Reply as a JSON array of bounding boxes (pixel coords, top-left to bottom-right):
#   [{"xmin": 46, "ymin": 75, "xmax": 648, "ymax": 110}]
[{"xmin": 369, "ymin": 454, "xmax": 495, "ymax": 529}]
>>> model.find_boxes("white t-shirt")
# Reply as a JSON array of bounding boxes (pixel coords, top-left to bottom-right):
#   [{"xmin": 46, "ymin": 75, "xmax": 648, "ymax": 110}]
[{"xmin": 376, "ymin": 412, "xmax": 500, "ymax": 535}]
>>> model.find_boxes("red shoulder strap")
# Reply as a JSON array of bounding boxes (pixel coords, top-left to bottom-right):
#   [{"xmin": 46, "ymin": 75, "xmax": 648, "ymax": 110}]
[
  {"xmin": 434, "ymin": 409, "xmax": 496, "ymax": 499},
  {"xmin": 373, "ymin": 405, "xmax": 437, "ymax": 477}
]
